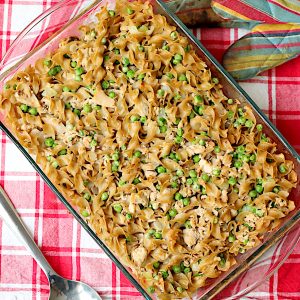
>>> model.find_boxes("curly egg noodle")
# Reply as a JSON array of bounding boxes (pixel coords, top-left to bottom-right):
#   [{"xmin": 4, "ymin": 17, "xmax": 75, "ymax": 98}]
[{"xmin": 0, "ymin": 0, "xmax": 297, "ymax": 298}]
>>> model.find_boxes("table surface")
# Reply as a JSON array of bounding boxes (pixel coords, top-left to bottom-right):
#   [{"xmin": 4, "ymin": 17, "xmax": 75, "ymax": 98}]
[{"xmin": 0, "ymin": 1, "xmax": 299, "ymax": 299}]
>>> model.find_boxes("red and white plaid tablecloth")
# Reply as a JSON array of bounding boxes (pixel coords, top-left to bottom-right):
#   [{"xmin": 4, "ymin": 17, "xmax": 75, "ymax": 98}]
[{"xmin": 0, "ymin": 1, "xmax": 299, "ymax": 299}]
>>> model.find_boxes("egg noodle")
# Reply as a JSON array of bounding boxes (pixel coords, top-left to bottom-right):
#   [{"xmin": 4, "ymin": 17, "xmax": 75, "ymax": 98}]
[{"xmin": 0, "ymin": 1, "xmax": 297, "ymax": 298}]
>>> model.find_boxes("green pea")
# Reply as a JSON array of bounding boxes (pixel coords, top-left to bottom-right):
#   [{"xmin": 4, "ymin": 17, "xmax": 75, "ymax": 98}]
[
  {"xmin": 189, "ymin": 110, "xmax": 195, "ymax": 119},
  {"xmin": 157, "ymin": 89, "xmax": 165, "ymax": 97},
  {"xmin": 174, "ymin": 94, "xmax": 181, "ymax": 101},
  {"xmin": 171, "ymin": 182, "xmax": 178, "ymax": 188},
  {"xmin": 228, "ymin": 177, "xmax": 236, "ymax": 186},
  {"xmin": 70, "ymin": 60, "xmax": 77, "ymax": 68},
  {"xmin": 90, "ymin": 139, "xmax": 97, "ymax": 147},
  {"xmin": 113, "ymin": 204, "xmax": 123, "ymax": 213},
  {"xmin": 126, "ymin": 213, "xmax": 132, "ymax": 220},
  {"xmin": 81, "ymin": 210, "xmax": 90, "ymax": 217},
  {"xmin": 227, "ymin": 98, "xmax": 233, "ymax": 104},
  {"xmin": 278, "ymin": 164, "xmax": 287, "ymax": 174},
  {"xmin": 172, "ymin": 265, "xmax": 181, "ymax": 273},
  {"xmin": 178, "ymin": 74, "xmax": 187, "ymax": 82},
  {"xmin": 118, "ymin": 180, "xmax": 126, "ymax": 187},
  {"xmin": 250, "ymin": 154, "xmax": 256, "ymax": 162},
  {"xmin": 20, "ymin": 104, "xmax": 29, "ymax": 112},
  {"xmin": 162, "ymin": 45, "xmax": 170, "ymax": 51},
  {"xmin": 256, "ymin": 124, "xmax": 263, "ymax": 131},
  {"xmin": 137, "ymin": 73, "xmax": 145, "ymax": 81},
  {"xmin": 62, "ymin": 86, "xmax": 70, "ymax": 92},
  {"xmin": 194, "ymin": 95, "xmax": 203, "ymax": 103},
  {"xmin": 228, "ymin": 234, "xmax": 235, "ymax": 243},
  {"xmin": 101, "ymin": 192, "xmax": 109, "ymax": 201},
  {"xmin": 101, "ymin": 37, "xmax": 107, "ymax": 45},
  {"xmin": 175, "ymin": 193, "xmax": 183, "ymax": 201},
  {"xmin": 138, "ymin": 45, "xmax": 145, "ymax": 51},
  {"xmin": 108, "ymin": 91, "xmax": 116, "ymax": 98},
  {"xmin": 111, "ymin": 161, "xmax": 119, "ymax": 172},
  {"xmin": 184, "ymin": 267, "xmax": 191, "ymax": 274},
  {"xmin": 182, "ymin": 198, "xmax": 190, "ymax": 206},
  {"xmin": 193, "ymin": 154, "xmax": 200, "ymax": 163},
  {"xmin": 249, "ymin": 190, "xmax": 257, "ymax": 198},
  {"xmin": 75, "ymin": 66, "xmax": 84, "ymax": 76},
  {"xmin": 48, "ymin": 65, "xmax": 62, "ymax": 76},
  {"xmin": 159, "ymin": 125, "xmax": 167, "ymax": 133},
  {"xmin": 52, "ymin": 161, "xmax": 59, "ymax": 169},
  {"xmin": 176, "ymin": 128, "xmax": 183, "ymax": 137},
  {"xmin": 161, "ymin": 270, "xmax": 168, "ymax": 279},
  {"xmin": 170, "ymin": 31, "xmax": 177, "ymax": 40},
  {"xmin": 214, "ymin": 146, "xmax": 221, "ymax": 153},
  {"xmin": 234, "ymin": 160, "xmax": 243, "ymax": 168},
  {"xmin": 154, "ymin": 232, "xmax": 162, "ymax": 239},
  {"xmin": 158, "ymin": 117, "xmax": 166, "ymax": 126},
  {"xmin": 174, "ymin": 118, "xmax": 181, "ymax": 125},
  {"xmin": 201, "ymin": 173, "xmax": 210, "ymax": 182},
  {"xmin": 157, "ymin": 166, "xmax": 167, "ymax": 174},
  {"xmin": 175, "ymin": 135, "xmax": 182, "ymax": 144},
  {"xmin": 28, "ymin": 107, "xmax": 38, "ymax": 116},
  {"xmin": 199, "ymin": 139, "xmax": 206, "ymax": 146},
  {"xmin": 58, "ymin": 149, "xmax": 67, "ymax": 156},
  {"xmin": 188, "ymin": 170, "xmax": 196, "ymax": 178},
  {"xmin": 176, "ymin": 169, "xmax": 183, "ymax": 176},
  {"xmin": 135, "ymin": 116, "xmax": 145, "ymax": 125},
  {"xmin": 45, "ymin": 137, "xmax": 54, "ymax": 147},
  {"xmin": 112, "ymin": 152, "xmax": 120, "ymax": 161},
  {"xmin": 74, "ymin": 75, "xmax": 82, "ymax": 81},
  {"xmin": 44, "ymin": 59, "xmax": 52, "ymax": 67},
  {"xmin": 102, "ymin": 80, "xmax": 110, "ymax": 89},
  {"xmin": 73, "ymin": 108, "xmax": 81, "ymax": 116},
  {"xmin": 127, "ymin": 7, "xmax": 134, "ymax": 14},
  {"xmin": 186, "ymin": 178, "xmax": 193, "ymax": 185},
  {"xmin": 185, "ymin": 220, "xmax": 191, "ymax": 228},
  {"xmin": 104, "ymin": 55, "xmax": 109, "ymax": 62},
  {"xmin": 83, "ymin": 103, "xmax": 92, "ymax": 113},
  {"xmin": 134, "ymin": 150, "xmax": 142, "ymax": 158},
  {"xmin": 273, "ymin": 186, "xmax": 280, "ymax": 193},
  {"xmin": 130, "ymin": 115, "xmax": 140, "ymax": 122},
  {"xmin": 245, "ymin": 120, "xmax": 253, "ymax": 128},
  {"xmin": 255, "ymin": 185, "xmax": 263, "ymax": 194},
  {"xmin": 132, "ymin": 178, "xmax": 141, "ymax": 185},
  {"xmin": 213, "ymin": 169, "xmax": 221, "ymax": 176},
  {"xmin": 184, "ymin": 45, "xmax": 191, "ymax": 52},
  {"xmin": 227, "ymin": 110, "xmax": 234, "ymax": 119},
  {"xmin": 166, "ymin": 73, "xmax": 174, "ymax": 79},
  {"xmin": 108, "ymin": 10, "xmax": 115, "ymax": 17},
  {"xmin": 212, "ymin": 77, "xmax": 219, "ymax": 84},
  {"xmin": 177, "ymin": 287, "xmax": 184, "ymax": 293},
  {"xmin": 147, "ymin": 286, "xmax": 155, "ymax": 294},
  {"xmin": 83, "ymin": 193, "xmax": 91, "ymax": 201},
  {"xmin": 237, "ymin": 117, "xmax": 246, "ymax": 125},
  {"xmin": 153, "ymin": 261, "xmax": 160, "ymax": 269},
  {"xmin": 138, "ymin": 25, "xmax": 148, "ymax": 32},
  {"xmin": 122, "ymin": 57, "xmax": 130, "ymax": 66},
  {"xmin": 174, "ymin": 53, "xmax": 183, "ymax": 61},
  {"xmin": 126, "ymin": 70, "xmax": 135, "ymax": 79}
]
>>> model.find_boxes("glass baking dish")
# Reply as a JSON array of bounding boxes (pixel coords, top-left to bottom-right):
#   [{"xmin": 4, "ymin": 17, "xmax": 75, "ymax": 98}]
[{"xmin": 0, "ymin": 0, "xmax": 299, "ymax": 299}]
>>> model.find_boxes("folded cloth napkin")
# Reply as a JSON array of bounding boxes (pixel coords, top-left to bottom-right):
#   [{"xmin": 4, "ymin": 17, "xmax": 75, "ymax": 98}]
[{"xmin": 167, "ymin": 0, "xmax": 300, "ymax": 80}]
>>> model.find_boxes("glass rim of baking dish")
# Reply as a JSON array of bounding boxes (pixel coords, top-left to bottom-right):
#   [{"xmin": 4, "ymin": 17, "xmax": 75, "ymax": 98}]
[{"xmin": 0, "ymin": 0, "xmax": 299, "ymax": 299}]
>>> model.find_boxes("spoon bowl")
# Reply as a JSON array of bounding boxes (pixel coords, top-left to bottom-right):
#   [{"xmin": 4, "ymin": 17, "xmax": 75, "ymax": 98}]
[{"xmin": 0, "ymin": 186, "xmax": 102, "ymax": 300}]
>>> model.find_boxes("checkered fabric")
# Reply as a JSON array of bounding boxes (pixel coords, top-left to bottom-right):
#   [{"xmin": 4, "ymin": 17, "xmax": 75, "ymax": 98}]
[{"xmin": 0, "ymin": 1, "xmax": 299, "ymax": 300}]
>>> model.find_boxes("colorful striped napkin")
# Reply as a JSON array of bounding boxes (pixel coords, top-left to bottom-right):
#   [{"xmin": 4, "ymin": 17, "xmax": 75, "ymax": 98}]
[{"xmin": 211, "ymin": 0, "xmax": 300, "ymax": 80}]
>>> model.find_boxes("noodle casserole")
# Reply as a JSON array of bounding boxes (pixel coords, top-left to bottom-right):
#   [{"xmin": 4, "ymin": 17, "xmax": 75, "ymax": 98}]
[{"xmin": 0, "ymin": 0, "xmax": 297, "ymax": 298}]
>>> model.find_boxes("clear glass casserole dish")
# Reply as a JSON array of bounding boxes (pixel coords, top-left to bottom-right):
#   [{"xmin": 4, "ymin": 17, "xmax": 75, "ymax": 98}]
[{"xmin": 0, "ymin": 0, "xmax": 299, "ymax": 299}]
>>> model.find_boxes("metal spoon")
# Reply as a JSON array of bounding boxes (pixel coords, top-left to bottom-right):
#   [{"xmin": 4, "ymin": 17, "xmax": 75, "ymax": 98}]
[{"xmin": 0, "ymin": 185, "xmax": 102, "ymax": 300}]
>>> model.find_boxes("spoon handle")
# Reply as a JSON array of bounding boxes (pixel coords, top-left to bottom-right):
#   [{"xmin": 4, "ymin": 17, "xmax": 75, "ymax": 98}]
[{"xmin": 0, "ymin": 185, "xmax": 56, "ymax": 278}]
